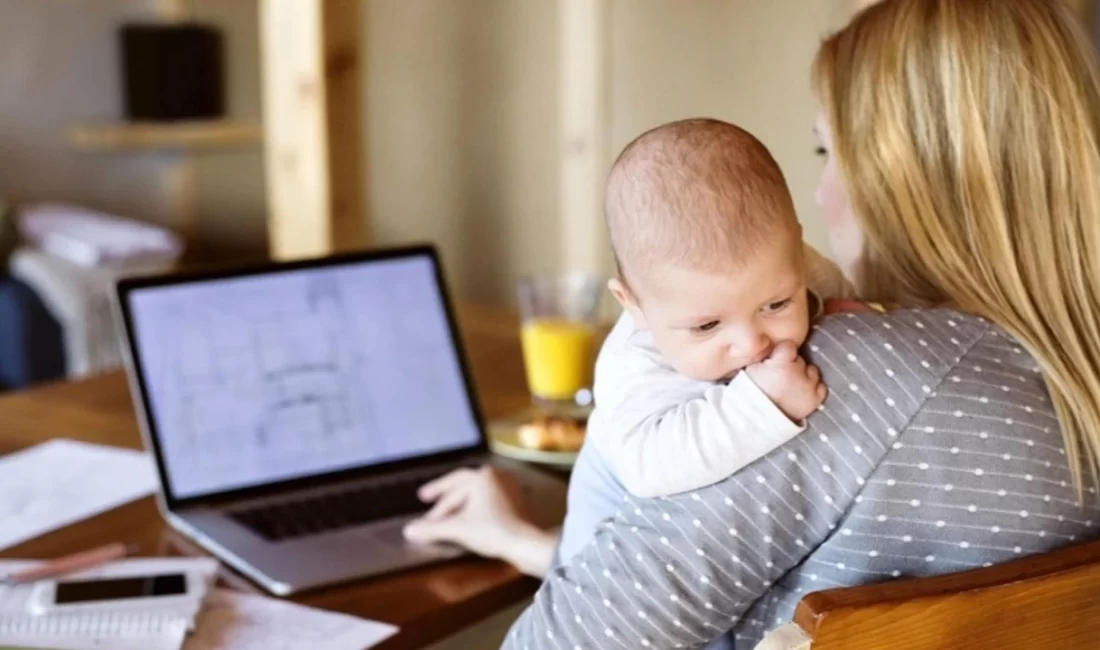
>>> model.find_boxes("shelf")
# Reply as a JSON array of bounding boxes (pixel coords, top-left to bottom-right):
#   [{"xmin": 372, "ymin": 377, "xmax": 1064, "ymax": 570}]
[{"xmin": 68, "ymin": 120, "xmax": 262, "ymax": 153}]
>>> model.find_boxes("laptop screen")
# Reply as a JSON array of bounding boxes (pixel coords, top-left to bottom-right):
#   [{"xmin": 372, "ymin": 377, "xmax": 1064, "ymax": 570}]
[{"xmin": 123, "ymin": 253, "xmax": 483, "ymax": 500}]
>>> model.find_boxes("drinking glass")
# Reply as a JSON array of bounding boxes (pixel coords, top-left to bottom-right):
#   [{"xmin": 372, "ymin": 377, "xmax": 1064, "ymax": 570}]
[{"xmin": 516, "ymin": 272, "xmax": 603, "ymax": 414}]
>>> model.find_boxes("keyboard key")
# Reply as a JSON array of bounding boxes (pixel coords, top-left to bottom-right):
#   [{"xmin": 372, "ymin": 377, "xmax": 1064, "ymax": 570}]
[{"xmin": 230, "ymin": 468, "xmax": 449, "ymax": 541}]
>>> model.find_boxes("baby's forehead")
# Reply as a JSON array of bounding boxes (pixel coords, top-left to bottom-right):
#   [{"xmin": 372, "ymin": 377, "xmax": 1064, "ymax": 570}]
[
  {"xmin": 616, "ymin": 200, "xmax": 799, "ymax": 282},
  {"xmin": 636, "ymin": 245, "xmax": 806, "ymax": 310}
]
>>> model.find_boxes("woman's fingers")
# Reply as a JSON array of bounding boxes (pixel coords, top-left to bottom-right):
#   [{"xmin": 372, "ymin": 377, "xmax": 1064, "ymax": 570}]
[
  {"xmin": 418, "ymin": 467, "xmax": 477, "ymax": 502},
  {"xmin": 422, "ymin": 483, "xmax": 470, "ymax": 520},
  {"xmin": 404, "ymin": 517, "xmax": 461, "ymax": 546}
]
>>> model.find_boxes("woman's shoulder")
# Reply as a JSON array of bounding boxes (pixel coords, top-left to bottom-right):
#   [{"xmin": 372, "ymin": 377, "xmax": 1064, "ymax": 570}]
[
  {"xmin": 800, "ymin": 310, "xmax": 1090, "ymax": 614},
  {"xmin": 809, "ymin": 307, "xmax": 1049, "ymax": 416},
  {"xmin": 816, "ymin": 306, "xmax": 993, "ymax": 339},
  {"xmin": 811, "ymin": 307, "xmax": 1040, "ymax": 388},
  {"xmin": 810, "ymin": 307, "xmax": 993, "ymax": 364}
]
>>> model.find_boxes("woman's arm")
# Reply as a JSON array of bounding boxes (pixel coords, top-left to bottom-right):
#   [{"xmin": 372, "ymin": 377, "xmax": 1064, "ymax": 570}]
[
  {"xmin": 504, "ymin": 433, "xmax": 865, "ymax": 648},
  {"xmin": 499, "ymin": 522, "xmax": 559, "ymax": 578}
]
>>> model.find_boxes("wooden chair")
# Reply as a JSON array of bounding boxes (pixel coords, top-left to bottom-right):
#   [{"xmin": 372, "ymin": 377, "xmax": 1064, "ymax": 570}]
[{"xmin": 757, "ymin": 537, "xmax": 1100, "ymax": 649}]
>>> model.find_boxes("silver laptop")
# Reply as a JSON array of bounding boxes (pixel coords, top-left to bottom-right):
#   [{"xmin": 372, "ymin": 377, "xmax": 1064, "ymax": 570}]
[{"xmin": 115, "ymin": 245, "xmax": 565, "ymax": 596}]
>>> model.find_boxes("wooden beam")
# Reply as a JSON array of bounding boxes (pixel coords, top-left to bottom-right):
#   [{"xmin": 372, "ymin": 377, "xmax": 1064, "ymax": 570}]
[
  {"xmin": 260, "ymin": 0, "xmax": 367, "ymax": 261},
  {"xmin": 559, "ymin": 0, "xmax": 611, "ymax": 277}
]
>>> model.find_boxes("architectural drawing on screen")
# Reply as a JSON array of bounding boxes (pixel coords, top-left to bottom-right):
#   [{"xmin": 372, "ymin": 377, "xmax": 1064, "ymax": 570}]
[{"xmin": 165, "ymin": 274, "xmax": 374, "ymax": 467}]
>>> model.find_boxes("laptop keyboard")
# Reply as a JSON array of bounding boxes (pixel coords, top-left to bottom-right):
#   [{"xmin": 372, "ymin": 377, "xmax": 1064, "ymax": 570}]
[{"xmin": 229, "ymin": 467, "xmax": 456, "ymax": 542}]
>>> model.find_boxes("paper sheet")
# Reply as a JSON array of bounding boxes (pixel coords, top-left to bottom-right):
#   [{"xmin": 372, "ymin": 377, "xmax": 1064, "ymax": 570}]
[
  {"xmin": 0, "ymin": 439, "xmax": 158, "ymax": 551},
  {"xmin": 183, "ymin": 590, "xmax": 398, "ymax": 650},
  {"xmin": 0, "ymin": 558, "xmax": 219, "ymax": 649},
  {"xmin": 2, "ymin": 628, "xmax": 186, "ymax": 650}
]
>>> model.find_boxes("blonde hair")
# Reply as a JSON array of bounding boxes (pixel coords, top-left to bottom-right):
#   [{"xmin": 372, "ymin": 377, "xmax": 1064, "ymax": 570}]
[
  {"xmin": 814, "ymin": 0, "xmax": 1100, "ymax": 492},
  {"xmin": 605, "ymin": 118, "xmax": 798, "ymax": 285}
]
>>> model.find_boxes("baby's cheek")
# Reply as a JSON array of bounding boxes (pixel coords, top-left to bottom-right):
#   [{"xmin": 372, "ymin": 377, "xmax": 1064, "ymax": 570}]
[
  {"xmin": 789, "ymin": 325, "xmax": 811, "ymax": 350},
  {"xmin": 684, "ymin": 346, "xmax": 732, "ymax": 383},
  {"xmin": 691, "ymin": 349, "xmax": 724, "ymax": 380},
  {"xmin": 783, "ymin": 310, "xmax": 813, "ymax": 347},
  {"xmin": 664, "ymin": 341, "xmax": 707, "ymax": 378}
]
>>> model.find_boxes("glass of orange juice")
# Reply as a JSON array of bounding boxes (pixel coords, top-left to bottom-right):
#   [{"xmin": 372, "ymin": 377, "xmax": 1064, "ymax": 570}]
[{"xmin": 517, "ymin": 272, "xmax": 602, "ymax": 413}]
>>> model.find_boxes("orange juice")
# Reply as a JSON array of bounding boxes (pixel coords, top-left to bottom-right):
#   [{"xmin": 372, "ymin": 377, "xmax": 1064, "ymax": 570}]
[{"xmin": 520, "ymin": 319, "xmax": 596, "ymax": 400}]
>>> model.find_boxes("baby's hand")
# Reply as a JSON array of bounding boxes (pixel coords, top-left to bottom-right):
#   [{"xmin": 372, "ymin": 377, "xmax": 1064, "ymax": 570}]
[{"xmin": 744, "ymin": 341, "xmax": 826, "ymax": 421}]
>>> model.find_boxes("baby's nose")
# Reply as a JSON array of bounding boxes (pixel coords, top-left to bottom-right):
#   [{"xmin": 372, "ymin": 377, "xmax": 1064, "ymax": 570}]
[{"xmin": 733, "ymin": 337, "xmax": 773, "ymax": 364}]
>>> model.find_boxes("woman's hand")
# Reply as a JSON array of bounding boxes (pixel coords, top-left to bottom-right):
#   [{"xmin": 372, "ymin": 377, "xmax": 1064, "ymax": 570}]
[{"xmin": 403, "ymin": 465, "xmax": 558, "ymax": 578}]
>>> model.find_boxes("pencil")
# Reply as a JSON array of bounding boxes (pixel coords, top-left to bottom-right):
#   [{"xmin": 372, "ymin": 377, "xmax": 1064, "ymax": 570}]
[{"xmin": 0, "ymin": 542, "xmax": 137, "ymax": 587}]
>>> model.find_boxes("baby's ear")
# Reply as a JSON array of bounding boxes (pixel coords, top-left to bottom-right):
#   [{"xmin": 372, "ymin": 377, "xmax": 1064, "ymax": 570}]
[{"xmin": 608, "ymin": 278, "xmax": 648, "ymax": 328}]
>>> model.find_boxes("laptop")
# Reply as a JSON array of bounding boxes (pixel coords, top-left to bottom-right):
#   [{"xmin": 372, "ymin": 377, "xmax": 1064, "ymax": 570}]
[{"xmin": 114, "ymin": 245, "xmax": 566, "ymax": 596}]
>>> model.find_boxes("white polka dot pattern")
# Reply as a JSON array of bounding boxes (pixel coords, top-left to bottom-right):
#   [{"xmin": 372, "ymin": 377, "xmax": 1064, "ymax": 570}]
[{"xmin": 504, "ymin": 310, "xmax": 1100, "ymax": 650}]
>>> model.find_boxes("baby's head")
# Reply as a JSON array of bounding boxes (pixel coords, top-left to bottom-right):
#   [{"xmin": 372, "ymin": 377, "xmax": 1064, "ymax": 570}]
[{"xmin": 606, "ymin": 118, "xmax": 811, "ymax": 382}]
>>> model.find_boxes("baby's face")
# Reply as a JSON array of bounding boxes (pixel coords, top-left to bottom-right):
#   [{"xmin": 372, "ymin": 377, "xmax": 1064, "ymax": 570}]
[{"xmin": 626, "ymin": 234, "xmax": 810, "ymax": 382}]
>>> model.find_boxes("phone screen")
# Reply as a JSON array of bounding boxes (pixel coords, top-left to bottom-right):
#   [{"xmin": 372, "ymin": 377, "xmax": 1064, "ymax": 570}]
[{"xmin": 54, "ymin": 573, "xmax": 187, "ymax": 604}]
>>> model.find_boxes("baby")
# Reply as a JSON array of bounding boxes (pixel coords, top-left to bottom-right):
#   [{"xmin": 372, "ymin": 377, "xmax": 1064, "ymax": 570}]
[{"xmin": 590, "ymin": 118, "xmax": 853, "ymax": 497}]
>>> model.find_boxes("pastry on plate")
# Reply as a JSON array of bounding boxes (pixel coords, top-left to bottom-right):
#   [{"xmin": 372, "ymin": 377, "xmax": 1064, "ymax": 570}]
[{"xmin": 517, "ymin": 414, "xmax": 587, "ymax": 452}]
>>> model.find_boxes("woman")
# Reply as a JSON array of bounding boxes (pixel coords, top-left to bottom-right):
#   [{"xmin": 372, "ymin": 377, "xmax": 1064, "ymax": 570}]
[{"xmin": 409, "ymin": 0, "xmax": 1100, "ymax": 647}]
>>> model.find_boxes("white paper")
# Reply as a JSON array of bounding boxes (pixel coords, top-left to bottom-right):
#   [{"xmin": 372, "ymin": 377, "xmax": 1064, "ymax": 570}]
[
  {"xmin": 0, "ymin": 557, "xmax": 219, "ymax": 649},
  {"xmin": 183, "ymin": 590, "xmax": 398, "ymax": 650},
  {"xmin": 0, "ymin": 439, "xmax": 158, "ymax": 550},
  {"xmin": 5, "ymin": 628, "xmax": 186, "ymax": 650}
]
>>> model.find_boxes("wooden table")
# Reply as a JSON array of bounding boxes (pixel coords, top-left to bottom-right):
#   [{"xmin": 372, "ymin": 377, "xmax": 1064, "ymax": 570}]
[{"xmin": 0, "ymin": 304, "xmax": 545, "ymax": 649}]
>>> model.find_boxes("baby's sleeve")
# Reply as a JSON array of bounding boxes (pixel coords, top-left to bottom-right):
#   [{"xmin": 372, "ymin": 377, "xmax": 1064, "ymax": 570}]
[{"xmin": 592, "ymin": 350, "xmax": 805, "ymax": 497}]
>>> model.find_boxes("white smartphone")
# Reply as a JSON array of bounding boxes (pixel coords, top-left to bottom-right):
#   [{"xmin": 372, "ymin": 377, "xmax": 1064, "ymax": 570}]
[{"xmin": 28, "ymin": 571, "xmax": 206, "ymax": 615}]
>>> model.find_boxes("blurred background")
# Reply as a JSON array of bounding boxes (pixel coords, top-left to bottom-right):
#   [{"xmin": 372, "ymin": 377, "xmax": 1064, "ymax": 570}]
[
  {"xmin": 0, "ymin": 0, "xmax": 867, "ymax": 303},
  {"xmin": 0, "ymin": 0, "xmax": 1092, "ymax": 390}
]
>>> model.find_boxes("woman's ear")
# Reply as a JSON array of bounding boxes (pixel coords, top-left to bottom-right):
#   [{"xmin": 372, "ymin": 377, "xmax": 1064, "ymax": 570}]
[{"xmin": 608, "ymin": 278, "xmax": 648, "ymax": 329}]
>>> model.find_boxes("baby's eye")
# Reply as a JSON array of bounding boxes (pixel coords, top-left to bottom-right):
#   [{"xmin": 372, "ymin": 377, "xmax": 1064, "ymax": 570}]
[
  {"xmin": 693, "ymin": 320, "xmax": 720, "ymax": 333},
  {"xmin": 763, "ymin": 299, "xmax": 792, "ymax": 314},
  {"xmin": 815, "ymin": 146, "xmax": 828, "ymax": 158}
]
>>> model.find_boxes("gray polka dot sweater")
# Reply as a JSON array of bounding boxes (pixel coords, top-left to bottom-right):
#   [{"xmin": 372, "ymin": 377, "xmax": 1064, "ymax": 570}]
[{"xmin": 503, "ymin": 309, "xmax": 1100, "ymax": 649}]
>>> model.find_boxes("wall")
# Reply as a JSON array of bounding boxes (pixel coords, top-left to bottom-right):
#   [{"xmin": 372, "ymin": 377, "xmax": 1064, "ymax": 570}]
[
  {"xmin": 608, "ymin": 0, "xmax": 851, "ymax": 252},
  {"xmin": 364, "ymin": 0, "xmax": 852, "ymax": 303},
  {"xmin": 329, "ymin": 0, "xmax": 1097, "ymax": 300},
  {"xmin": 0, "ymin": 0, "xmax": 853, "ymax": 304},
  {"xmin": 188, "ymin": 0, "xmax": 268, "ymax": 262},
  {"xmin": 363, "ymin": 0, "xmax": 560, "ymax": 305},
  {"xmin": 0, "ymin": 0, "xmax": 268, "ymax": 261},
  {"xmin": 0, "ymin": 0, "xmax": 171, "ymax": 225}
]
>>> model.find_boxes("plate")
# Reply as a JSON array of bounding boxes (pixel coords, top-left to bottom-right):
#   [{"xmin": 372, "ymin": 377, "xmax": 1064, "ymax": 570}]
[{"xmin": 487, "ymin": 412, "xmax": 583, "ymax": 469}]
